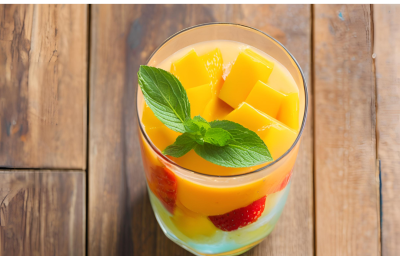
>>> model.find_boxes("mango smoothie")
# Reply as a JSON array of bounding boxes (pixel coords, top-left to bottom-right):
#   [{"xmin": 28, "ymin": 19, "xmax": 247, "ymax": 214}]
[{"xmin": 137, "ymin": 38, "xmax": 305, "ymax": 256}]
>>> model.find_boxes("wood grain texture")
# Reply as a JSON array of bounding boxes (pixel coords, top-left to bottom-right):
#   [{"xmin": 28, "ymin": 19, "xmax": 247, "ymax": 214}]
[
  {"xmin": 314, "ymin": 5, "xmax": 379, "ymax": 256},
  {"xmin": 373, "ymin": 4, "xmax": 400, "ymax": 256},
  {"xmin": 89, "ymin": 4, "xmax": 313, "ymax": 256},
  {"xmin": 0, "ymin": 5, "xmax": 87, "ymax": 169},
  {"xmin": 0, "ymin": 171, "xmax": 85, "ymax": 256}
]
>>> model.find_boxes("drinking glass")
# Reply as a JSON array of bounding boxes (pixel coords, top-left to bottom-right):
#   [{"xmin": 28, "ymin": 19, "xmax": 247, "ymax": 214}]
[{"xmin": 136, "ymin": 23, "xmax": 308, "ymax": 256}]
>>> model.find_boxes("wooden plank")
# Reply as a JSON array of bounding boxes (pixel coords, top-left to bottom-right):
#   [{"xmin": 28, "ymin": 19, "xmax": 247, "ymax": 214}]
[
  {"xmin": 314, "ymin": 5, "xmax": 379, "ymax": 256},
  {"xmin": 0, "ymin": 171, "xmax": 85, "ymax": 256},
  {"xmin": 0, "ymin": 5, "xmax": 87, "ymax": 169},
  {"xmin": 89, "ymin": 4, "xmax": 312, "ymax": 256},
  {"xmin": 373, "ymin": 4, "xmax": 400, "ymax": 256}
]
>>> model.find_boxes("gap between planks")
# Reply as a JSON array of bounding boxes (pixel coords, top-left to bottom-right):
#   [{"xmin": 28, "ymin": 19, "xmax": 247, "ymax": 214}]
[
  {"xmin": 311, "ymin": 4, "xmax": 317, "ymax": 256},
  {"xmin": 85, "ymin": 4, "xmax": 92, "ymax": 256},
  {"xmin": 370, "ymin": 4, "xmax": 382, "ymax": 256},
  {"xmin": 0, "ymin": 168, "xmax": 86, "ymax": 172}
]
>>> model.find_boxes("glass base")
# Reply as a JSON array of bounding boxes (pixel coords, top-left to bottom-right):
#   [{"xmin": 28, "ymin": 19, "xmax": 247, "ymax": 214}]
[{"xmin": 148, "ymin": 182, "xmax": 291, "ymax": 256}]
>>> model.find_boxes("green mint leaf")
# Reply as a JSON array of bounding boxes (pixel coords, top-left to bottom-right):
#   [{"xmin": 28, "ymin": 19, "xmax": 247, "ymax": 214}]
[
  {"xmin": 138, "ymin": 65, "xmax": 190, "ymax": 133},
  {"xmin": 192, "ymin": 134, "xmax": 205, "ymax": 145},
  {"xmin": 204, "ymin": 128, "xmax": 232, "ymax": 147},
  {"xmin": 163, "ymin": 133, "xmax": 197, "ymax": 157},
  {"xmin": 138, "ymin": 66, "xmax": 275, "ymax": 168},
  {"xmin": 194, "ymin": 120, "xmax": 273, "ymax": 167},
  {"xmin": 192, "ymin": 116, "xmax": 211, "ymax": 131},
  {"xmin": 184, "ymin": 116, "xmax": 210, "ymax": 134},
  {"xmin": 184, "ymin": 119, "xmax": 200, "ymax": 133}
]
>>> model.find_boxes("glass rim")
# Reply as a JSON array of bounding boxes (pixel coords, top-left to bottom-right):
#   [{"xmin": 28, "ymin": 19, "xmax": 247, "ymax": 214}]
[{"xmin": 136, "ymin": 22, "xmax": 308, "ymax": 178}]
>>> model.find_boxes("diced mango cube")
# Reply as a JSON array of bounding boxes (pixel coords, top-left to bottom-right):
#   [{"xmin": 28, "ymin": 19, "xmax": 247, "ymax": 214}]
[
  {"xmin": 142, "ymin": 104, "xmax": 163, "ymax": 128},
  {"xmin": 267, "ymin": 64, "xmax": 299, "ymax": 94},
  {"xmin": 212, "ymin": 79, "xmax": 224, "ymax": 96},
  {"xmin": 277, "ymin": 93, "xmax": 300, "ymax": 131},
  {"xmin": 186, "ymin": 83, "xmax": 212, "ymax": 118},
  {"xmin": 171, "ymin": 49, "xmax": 211, "ymax": 89},
  {"xmin": 225, "ymin": 103, "xmax": 297, "ymax": 159},
  {"xmin": 263, "ymin": 124, "xmax": 297, "ymax": 160},
  {"xmin": 171, "ymin": 201, "xmax": 218, "ymax": 239},
  {"xmin": 142, "ymin": 104, "xmax": 180, "ymax": 150},
  {"xmin": 200, "ymin": 48, "xmax": 224, "ymax": 95},
  {"xmin": 245, "ymin": 80, "xmax": 286, "ymax": 119},
  {"xmin": 225, "ymin": 103, "xmax": 270, "ymax": 140},
  {"xmin": 202, "ymin": 96, "xmax": 234, "ymax": 122},
  {"xmin": 219, "ymin": 49, "xmax": 274, "ymax": 108}
]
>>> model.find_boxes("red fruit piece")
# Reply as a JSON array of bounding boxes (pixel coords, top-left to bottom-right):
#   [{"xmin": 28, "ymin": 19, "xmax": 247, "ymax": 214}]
[
  {"xmin": 148, "ymin": 166, "xmax": 177, "ymax": 214},
  {"xmin": 271, "ymin": 170, "xmax": 293, "ymax": 194},
  {"xmin": 208, "ymin": 196, "xmax": 266, "ymax": 231}
]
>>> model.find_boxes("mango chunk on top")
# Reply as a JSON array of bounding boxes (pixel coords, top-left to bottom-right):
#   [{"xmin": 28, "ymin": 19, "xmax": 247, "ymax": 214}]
[
  {"xmin": 225, "ymin": 103, "xmax": 297, "ymax": 160},
  {"xmin": 277, "ymin": 93, "xmax": 300, "ymax": 131},
  {"xmin": 142, "ymin": 103, "xmax": 163, "ymax": 128},
  {"xmin": 142, "ymin": 104, "xmax": 180, "ymax": 151},
  {"xmin": 219, "ymin": 48, "xmax": 274, "ymax": 108},
  {"xmin": 171, "ymin": 49, "xmax": 211, "ymax": 89},
  {"xmin": 200, "ymin": 48, "xmax": 224, "ymax": 95},
  {"xmin": 245, "ymin": 80, "xmax": 286, "ymax": 119},
  {"xmin": 186, "ymin": 83, "xmax": 212, "ymax": 118},
  {"xmin": 202, "ymin": 96, "xmax": 233, "ymax": 122}
]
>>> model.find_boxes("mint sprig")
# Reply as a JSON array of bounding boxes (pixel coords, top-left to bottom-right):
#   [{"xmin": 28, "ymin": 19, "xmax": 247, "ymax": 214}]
[
  {"xmin": 138, "ymin": 65, "xmax": 273, "ymax": 168},
  {"xmin": 138, "ymin": 66, "xmax": 190, "ymax": 133},
  {"xmin": 195, "ymin": 121, "xmax": 272, "ymax": 167},
  {"xmin": 203, "ymin": 128, "xmax": 231, "ymax": 147},
  {"xmin": 163, "ymin": 133, "xmax": 197, "ymax": 157}
]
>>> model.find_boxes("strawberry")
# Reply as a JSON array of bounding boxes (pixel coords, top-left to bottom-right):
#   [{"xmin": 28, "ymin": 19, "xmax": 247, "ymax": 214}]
[
  {"xmin": 148, "ymin": 166, "xmax": 177, "ymax": 214},
  {"xmin": 208, "ymin": 196, "xmax": 266, "ymax": 231},
  {"xmin": 270, "ymin": 170, "xmax": 293, "ymax": 194}
]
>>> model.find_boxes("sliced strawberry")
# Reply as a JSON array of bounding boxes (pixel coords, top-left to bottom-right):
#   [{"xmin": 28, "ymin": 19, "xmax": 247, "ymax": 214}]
[
  {"xmin": 270, "ymin": 170, "xmax": 293, "ymax": 194},
  {"xmin": 208, "ymin": 196, "xmax": 266, "ymax": 231},
  {"xmin": 148, "ymin": 166, "xmax": 177, "ymax": 214}
]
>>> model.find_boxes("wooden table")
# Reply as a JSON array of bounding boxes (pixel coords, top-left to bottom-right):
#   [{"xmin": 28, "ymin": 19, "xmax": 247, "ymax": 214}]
[{"xmin": 0, "ymin": 4, "xmax": 398, "ymax": 256}]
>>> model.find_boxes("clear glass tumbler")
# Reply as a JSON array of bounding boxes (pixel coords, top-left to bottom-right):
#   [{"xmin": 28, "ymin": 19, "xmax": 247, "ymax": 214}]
[{"xmin": 136, "ymin": 23, "xmax": 308, "ymax": 256}]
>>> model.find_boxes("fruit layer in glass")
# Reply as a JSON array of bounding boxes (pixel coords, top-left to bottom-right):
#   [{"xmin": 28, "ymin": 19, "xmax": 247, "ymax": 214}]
[{"xmin": 137, "ymin": 24, "xmax": 307, "ymax": 256}]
